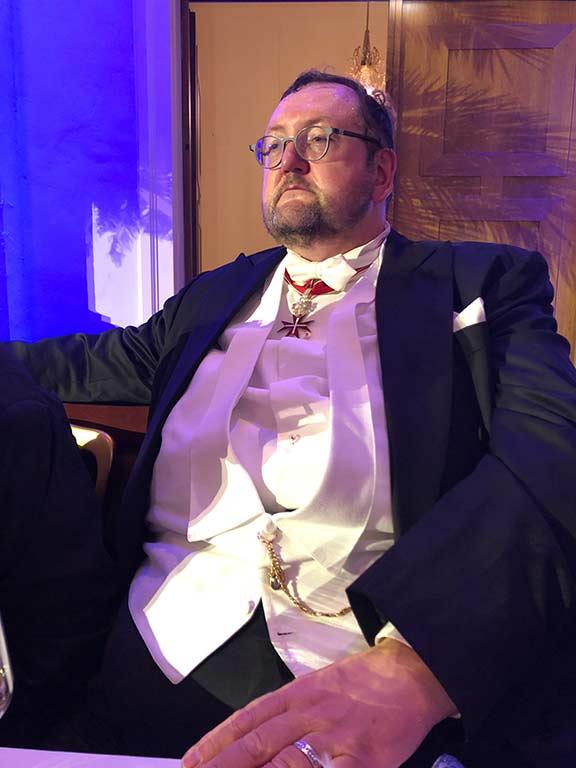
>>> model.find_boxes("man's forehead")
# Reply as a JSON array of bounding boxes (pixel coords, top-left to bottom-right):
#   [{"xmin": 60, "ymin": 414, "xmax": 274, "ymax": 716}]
[{"xmin": 266, "ymin": 83, "xmax": 361, "ymax": 131}]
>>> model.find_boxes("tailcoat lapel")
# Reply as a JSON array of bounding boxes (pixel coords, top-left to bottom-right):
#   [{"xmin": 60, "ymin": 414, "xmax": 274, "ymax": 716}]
[
  {"xmin": 119, "ymin": 247, "xmax": 285, "ymax": 571},
  {"xmin": 376, "ymin": 231, "xmax": 454, "ymax": 534},
  {"xmin": 150, "ymin": 247, "xmax": 286, "ymax": 438}
]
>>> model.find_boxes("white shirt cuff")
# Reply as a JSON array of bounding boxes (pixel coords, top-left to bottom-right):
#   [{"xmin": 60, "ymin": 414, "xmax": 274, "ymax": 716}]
[{"xmin": 375, "ymin": 621, "xmax": 411, "ymax": 647}]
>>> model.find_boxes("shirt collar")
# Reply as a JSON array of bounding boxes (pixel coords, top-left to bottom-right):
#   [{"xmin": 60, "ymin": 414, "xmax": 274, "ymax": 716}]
[{"xmin": 284, "ymin": 223, "xmax": 390, "ymax": 292}]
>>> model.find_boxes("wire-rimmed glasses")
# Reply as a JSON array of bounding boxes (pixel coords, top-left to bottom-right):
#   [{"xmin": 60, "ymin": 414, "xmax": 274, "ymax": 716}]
[
  {"xmin": 0, "ymin": 614, "xmax": 13, "ymax": 718},
  {"xmin": 249, "ymin": 124, "xmax": 382, "ymax": 169}
]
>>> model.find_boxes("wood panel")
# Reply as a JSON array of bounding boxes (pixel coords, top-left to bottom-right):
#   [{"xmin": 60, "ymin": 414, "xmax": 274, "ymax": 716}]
[
  {"xmin": 181, "ymin": 3, "xmax": 199, "ymax": 281},
  {"xmin": 388, "ymin": 1, "xmax": 576, "ymax": 359},
  {"xmin": 64, "ymin": 403, "xmax": 149, "ymax": 434}
]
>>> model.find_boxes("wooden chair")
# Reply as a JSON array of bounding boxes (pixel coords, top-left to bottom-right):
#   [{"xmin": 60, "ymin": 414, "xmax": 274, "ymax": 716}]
[
  {"xmin": 65, "ymin": 404, "xmax": 148, "ymax": 525},
  {"xmin": 70, "ymin": 424, "xmax": 114, "ymax": 500}
]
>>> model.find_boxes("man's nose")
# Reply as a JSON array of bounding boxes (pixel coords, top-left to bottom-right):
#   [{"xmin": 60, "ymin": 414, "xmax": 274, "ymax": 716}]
[{"xmin": 280, "ymin": 141, "xmax": 309, "ymax": 174}]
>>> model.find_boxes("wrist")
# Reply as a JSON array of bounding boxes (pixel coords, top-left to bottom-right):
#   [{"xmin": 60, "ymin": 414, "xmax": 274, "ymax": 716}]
[{"xmin": 369, "ymin": 637, "xmax": 458, "ymax": 728}]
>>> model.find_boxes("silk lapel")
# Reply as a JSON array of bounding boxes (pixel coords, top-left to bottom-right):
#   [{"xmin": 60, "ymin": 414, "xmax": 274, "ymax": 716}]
[
  {"xmin": 376, "ymin": 231, "xmax": 454, "ymax": 534},
  {"xmin": 119, "ymin": 248, "xmax": 284, "ymax": 579},
  {"xmin": 140, "ymin": 248, "xmax": 286, "ymax": 466}
]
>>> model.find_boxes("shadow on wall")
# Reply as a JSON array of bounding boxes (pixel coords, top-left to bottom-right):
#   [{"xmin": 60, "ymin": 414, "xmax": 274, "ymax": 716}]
[{"xmin": 394, "ymin": 49, "xmax": 571, "ymax": 284}]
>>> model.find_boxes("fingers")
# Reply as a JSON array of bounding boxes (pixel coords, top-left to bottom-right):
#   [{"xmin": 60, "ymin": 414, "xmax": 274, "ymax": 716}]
[
  {"xmin": 182, "ymin": 686, "xmax": 305, "ymax": 767},
  {"xmin": 261, "ymin": 739, "xmax": 337, "ymax": 768},
  {"xmin": 181, "ymin": 646, "xmax": 437, "ymax": 768},
  {"xmin": 183, "ymin": 715, "xmax": 310, "ymax": 767},
  {"xmin": 293, "ymin": 739, "xmax": 334, "ymax": 768},
  {"xmin": 183, "ymin": 729, "xmax": 337, "ymax": 768}
]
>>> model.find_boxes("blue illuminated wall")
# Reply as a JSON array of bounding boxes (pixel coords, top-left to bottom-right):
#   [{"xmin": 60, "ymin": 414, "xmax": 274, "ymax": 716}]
[{"xmin": 0, "ymin": 1, "xmax": 138, "ymax": 340}]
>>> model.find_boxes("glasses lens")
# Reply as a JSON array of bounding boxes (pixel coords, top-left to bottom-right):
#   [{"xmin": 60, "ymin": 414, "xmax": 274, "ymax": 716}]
[
  {"xmin": 296, "ymin": 126, "xmax": 329, "ymax": 161},
  {"xmin": 255, "ymin": 136, "xmax": 282, "ymax": 168}
]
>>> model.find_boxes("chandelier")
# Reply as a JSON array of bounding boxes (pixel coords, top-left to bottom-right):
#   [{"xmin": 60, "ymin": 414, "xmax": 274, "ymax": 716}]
[{"xmin": 349, "ymin": 0, "xmax": 386, "ymax": 93}]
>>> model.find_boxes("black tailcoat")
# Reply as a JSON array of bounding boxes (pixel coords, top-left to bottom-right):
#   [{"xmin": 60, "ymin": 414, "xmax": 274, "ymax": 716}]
[{"xmin": 8, "ymin": 231, "xmax": 576, "ymax": 764}]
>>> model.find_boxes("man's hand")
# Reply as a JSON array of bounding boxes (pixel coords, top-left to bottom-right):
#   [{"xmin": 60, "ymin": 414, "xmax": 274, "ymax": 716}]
[{"xmin": 181, "ymin": 639, "xmax": 456, "ymax": 767}]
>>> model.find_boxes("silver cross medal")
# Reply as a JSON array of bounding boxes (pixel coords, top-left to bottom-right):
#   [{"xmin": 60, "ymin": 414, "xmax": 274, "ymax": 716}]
[{"xmin": 278, "ymin": 289, "xmax": 317, "ymax": 339}]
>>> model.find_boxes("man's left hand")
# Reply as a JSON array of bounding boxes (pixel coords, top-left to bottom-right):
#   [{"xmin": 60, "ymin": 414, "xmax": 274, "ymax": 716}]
[{"xmin": 181, "ymin": 639, "xmax": 456, "ymax": 767}]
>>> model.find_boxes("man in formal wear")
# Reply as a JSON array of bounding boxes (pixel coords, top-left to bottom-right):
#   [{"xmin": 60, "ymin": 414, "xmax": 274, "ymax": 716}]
[
  {"xmin": 7, "ymin": 71, "xmax": 576, "ymax": 767},
  {"xmin": 0, "ymin": 348, "xmax": 116, "ymax": 748}
]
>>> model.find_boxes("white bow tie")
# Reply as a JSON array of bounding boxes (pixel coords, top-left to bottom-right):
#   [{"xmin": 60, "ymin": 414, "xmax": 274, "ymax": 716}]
[{"xmin": 284, "ymin": 253, "xmax": 360, "ymax": 292}]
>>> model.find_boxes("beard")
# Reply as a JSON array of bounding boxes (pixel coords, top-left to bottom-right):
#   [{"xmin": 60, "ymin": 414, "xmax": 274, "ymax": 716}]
[{"xmin": 262, "ymin": 177, "xmax": 374, "ymax": 249}]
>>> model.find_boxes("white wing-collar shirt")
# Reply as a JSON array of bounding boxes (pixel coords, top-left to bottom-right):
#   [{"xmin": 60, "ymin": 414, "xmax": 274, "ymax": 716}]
[{"xmin": 129, "ymin": 224, "xmax": 398, "ymax": 683}]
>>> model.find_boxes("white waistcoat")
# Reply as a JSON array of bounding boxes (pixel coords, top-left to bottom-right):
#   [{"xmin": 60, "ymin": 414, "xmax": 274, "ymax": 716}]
[{"xmin": 129, "ymin": 234, "xmax": 395, "ymax": 683}]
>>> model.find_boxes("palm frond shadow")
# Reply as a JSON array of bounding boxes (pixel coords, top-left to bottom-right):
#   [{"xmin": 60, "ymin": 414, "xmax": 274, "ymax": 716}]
[
  {"xmin": 92, "ymin": 173, "xmax": 174, "ymax": 267},
  {"xmin": 391, "ymin": 61, "xmax": 573, "ymax": 287},
  {"xmin": 449, "ymin": 1, "xmax": 526, "ymax": 25}
]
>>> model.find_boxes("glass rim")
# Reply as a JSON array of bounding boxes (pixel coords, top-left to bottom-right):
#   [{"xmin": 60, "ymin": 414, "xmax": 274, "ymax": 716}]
[{"xmin": 249, "ymin": 124, "xmax": 382, "ymax": 168}]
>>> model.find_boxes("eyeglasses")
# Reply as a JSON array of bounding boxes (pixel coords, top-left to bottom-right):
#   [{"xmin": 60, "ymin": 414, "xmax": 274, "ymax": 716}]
[{"xmin": 249, "ymin": 125, "xmax": 382, "ymax": 169}]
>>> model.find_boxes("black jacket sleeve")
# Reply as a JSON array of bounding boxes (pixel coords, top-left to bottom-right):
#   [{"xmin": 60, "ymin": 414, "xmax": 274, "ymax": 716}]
[
  {"xmin": 2, "ymin": 280, "xmax": 198, "ymax": 405},
  {"xmin": 348, "ymin": 248, "xmax": 576, "ymax": 738}
]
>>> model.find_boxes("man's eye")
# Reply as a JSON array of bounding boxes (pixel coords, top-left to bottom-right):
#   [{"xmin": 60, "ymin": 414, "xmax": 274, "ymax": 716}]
[{"xmin": 305, "ymin": 133, "xmax": 326, "ymax": 147}]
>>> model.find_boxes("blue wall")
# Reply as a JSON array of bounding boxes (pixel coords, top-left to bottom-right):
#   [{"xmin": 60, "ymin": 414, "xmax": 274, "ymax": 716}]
[{"xmin": 0, "ymin": 1, "xmax": 138, "ymax": 340}]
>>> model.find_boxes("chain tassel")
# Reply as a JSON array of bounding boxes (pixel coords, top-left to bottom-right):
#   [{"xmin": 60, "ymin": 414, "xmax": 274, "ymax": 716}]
[{"xmin": 257, "ymin": 532, "xmax": 351, "ymax": 618}]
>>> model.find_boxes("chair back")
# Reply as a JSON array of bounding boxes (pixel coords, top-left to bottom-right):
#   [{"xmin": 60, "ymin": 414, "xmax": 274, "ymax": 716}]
[{"xmin": 70, "ymin": 424, "xmax": 114, "ymax": 499}]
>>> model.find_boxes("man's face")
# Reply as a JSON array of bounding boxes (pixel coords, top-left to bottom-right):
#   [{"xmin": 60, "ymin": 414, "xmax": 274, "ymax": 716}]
[{"xmin": 261, "ymin": 84, "xmax": 386, "ymax": 251}]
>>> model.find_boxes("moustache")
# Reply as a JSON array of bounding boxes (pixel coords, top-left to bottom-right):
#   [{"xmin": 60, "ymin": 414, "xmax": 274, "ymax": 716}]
[{"xmin": 274, "ymin": 180, "xmax": 316, "ymax": 203}]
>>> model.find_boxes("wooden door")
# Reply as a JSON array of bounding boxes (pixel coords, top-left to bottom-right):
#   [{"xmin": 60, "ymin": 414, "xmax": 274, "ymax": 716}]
[{"xmin": 387, "ymin": 1, "xmax": 576, "ymax": 358}]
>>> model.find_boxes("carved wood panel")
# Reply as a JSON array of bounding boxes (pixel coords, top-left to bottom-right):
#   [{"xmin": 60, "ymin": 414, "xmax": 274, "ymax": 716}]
[{"xmin": 388, "ymin": 1, "xmax": 576, "ymax": 358}]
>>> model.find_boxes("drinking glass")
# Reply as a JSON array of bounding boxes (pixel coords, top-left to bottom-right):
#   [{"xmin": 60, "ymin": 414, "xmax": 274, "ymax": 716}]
[{"xmin": 0, "ymin": 613, "xmax": 13, "ymax": 718}]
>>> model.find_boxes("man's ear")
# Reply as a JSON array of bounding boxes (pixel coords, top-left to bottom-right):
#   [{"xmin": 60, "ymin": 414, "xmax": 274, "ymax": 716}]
[{"xmin": 372, "ymin": 148, "xmax": 397, "ymax": 204}]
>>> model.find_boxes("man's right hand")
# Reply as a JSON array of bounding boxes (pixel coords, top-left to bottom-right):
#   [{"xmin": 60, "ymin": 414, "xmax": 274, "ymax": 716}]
[{"xmin": 181, "ymin": 638, "xmax": 456, "ymax": 767}]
